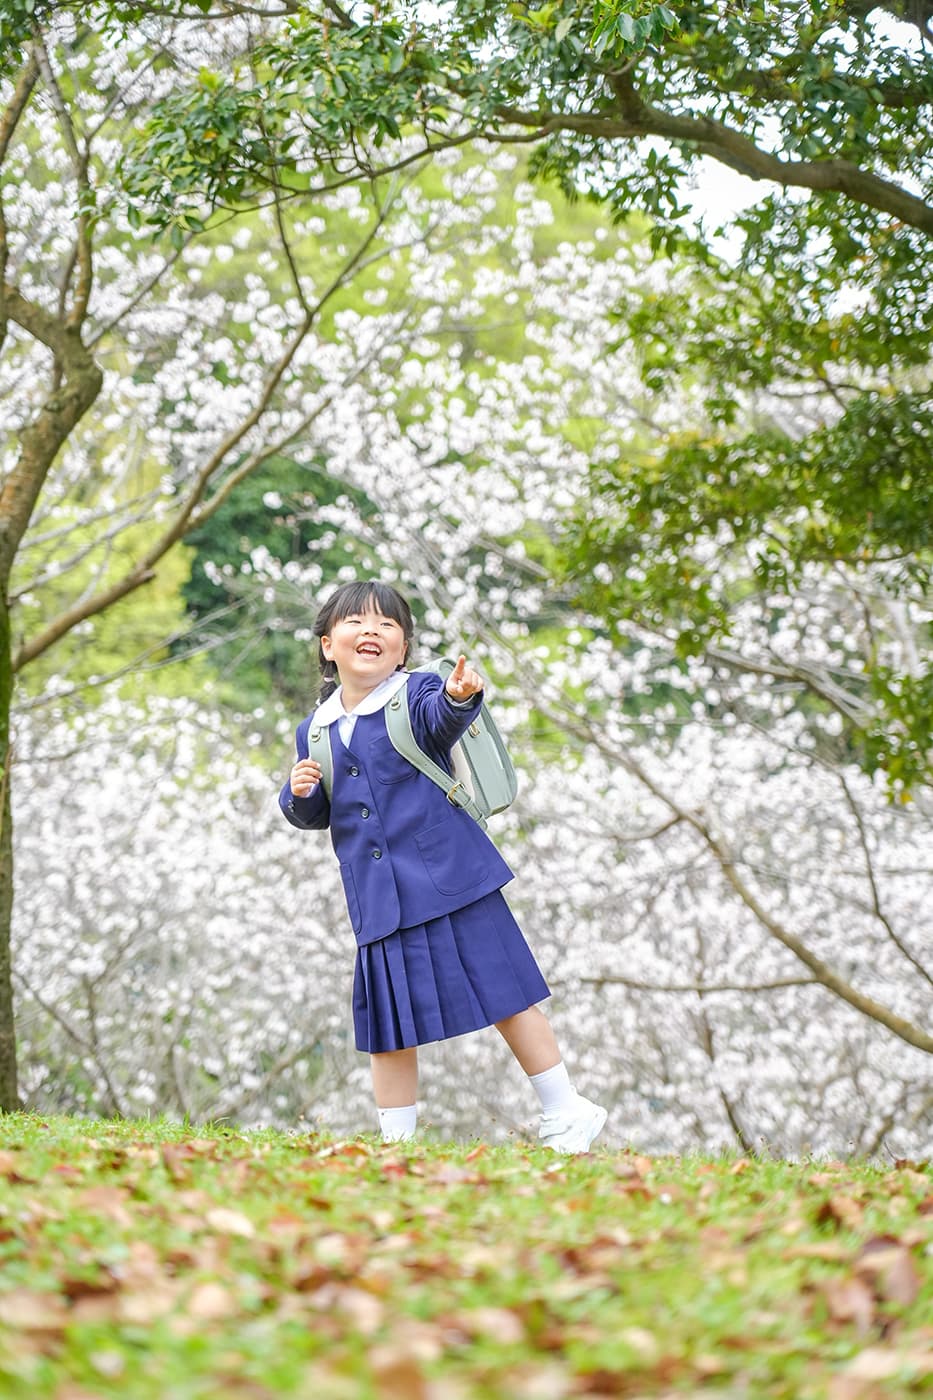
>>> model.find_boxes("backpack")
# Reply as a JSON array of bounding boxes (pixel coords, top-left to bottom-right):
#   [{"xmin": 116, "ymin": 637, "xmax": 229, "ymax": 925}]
[{"xmin": 305, "ymin": 659, "xmax": 517, "ymax": 829}]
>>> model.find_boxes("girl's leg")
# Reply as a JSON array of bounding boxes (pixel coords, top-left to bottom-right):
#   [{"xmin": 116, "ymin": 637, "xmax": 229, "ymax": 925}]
[
  {"xmin": 494, "ymin": 1005, "xmax": 561, "ymax": 1075},
  {"xmin": 370, "ymin": 1047, "xmax": 419, "ymax": 1142},
  {"xmin": 495, "ymin": 1005, "xmax": 607, "ymax": 1152},
  {"xmin": 370, "ymin": 1047, "xmax": 419, "ymax": 1106}
]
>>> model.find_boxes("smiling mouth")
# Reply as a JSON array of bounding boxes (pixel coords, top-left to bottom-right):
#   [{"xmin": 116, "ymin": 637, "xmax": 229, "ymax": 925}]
[{"xmin": 356, "ymin": 644, "xmax": 382, "ymax": 657}]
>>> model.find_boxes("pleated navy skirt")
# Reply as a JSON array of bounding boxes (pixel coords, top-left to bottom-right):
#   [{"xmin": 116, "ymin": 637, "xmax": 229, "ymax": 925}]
[{"xmin": 352, "ymin": 890, "xmax": 551, "ymax": 1053}]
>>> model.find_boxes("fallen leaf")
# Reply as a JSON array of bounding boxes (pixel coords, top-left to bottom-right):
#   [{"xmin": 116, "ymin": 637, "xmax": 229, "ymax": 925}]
[
  {"xmin": 160, "ymin": 1144, "xmax": 191, "ymax": 1183},
  {"xmin": 816, "ymin": 1195, "xmax": 865, "ymax": 1232},
  {"xmin": 311, "ymin": 1284, "xmax": 384, "ymax": 1335},
  {"xmin": 822, "ymin": 1277, "xmax": 876, "ymax": 1336},
  {"xmin": 88, "ymin": 1350, "xmax": 125, "ymax": 1379},
  {"xmin": 854, "ymin": 1238, "xmax": 920, "ymax": 1307},
  {"xmin": 0, "ymin": 1150, "xmax": 35, "ymax": 1184},
  {"xmin": 186, "ymin": 1281, "xmax": 239, "ymax": 1320},
  {"xmin": 784, "ymin": 1241, "xmax": 851, "ymax": 1261},
  {"xmin": 367, "ymin": 1343, "xmax": 429, "ymax": 1400},
  {"xmin": 0, "ymin": 1290, "xmax": 69, "ymax": 1333},
  {"xmin": 116, "ymin": 1284, "xmax": 178, "ymax": 1324},
  {"xmin": 205, "ymin": 1207, "xmax": 256, "ymax": 1238},
  {"xmin": 74, "ymin": 1185, "xmax": 133, "ymax": 1227},
  {"xmin": 456, "ymin": 1305, "xmax": 525, "ymax": 1345},
  {"xmin": 828, "ymin": 1344, "xmax": 933, "ymax": 1399},
  {"xmin": 60, "ymin": 1272, "xmax": 119, "ymax": 1303}
]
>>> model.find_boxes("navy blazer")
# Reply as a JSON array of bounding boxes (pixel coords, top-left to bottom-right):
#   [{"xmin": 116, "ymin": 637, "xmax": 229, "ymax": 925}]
[{"xmin": 279, "ymin": 671, "xmax": 514, "ymax": 946}]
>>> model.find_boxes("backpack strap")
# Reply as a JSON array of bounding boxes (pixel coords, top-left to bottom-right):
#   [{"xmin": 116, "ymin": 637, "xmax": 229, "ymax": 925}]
[
  {"xmin": 385, "ymin": 679, "xmax": 488, "ymax": 828},
  {"xmin": 306, "ymin": 722, "xmax": 334, "ymax": 803}
]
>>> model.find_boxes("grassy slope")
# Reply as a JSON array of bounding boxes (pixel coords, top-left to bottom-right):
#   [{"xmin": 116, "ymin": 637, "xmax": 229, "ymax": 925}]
[{"xmin": 0, "ymin": 1114, "xmax": 930, "ymax": 1399}]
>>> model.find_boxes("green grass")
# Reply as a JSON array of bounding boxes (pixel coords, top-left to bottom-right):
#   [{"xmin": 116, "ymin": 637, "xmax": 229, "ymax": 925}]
[{"xmin": 0, "ymin": 1115, "xmax": 930, "ymax": 1398}]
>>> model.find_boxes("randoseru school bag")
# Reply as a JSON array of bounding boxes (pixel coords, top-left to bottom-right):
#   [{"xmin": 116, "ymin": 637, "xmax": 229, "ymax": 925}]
[{"xmin": 305, "ymin": 658, "xmax": 517, "ymax": 829}]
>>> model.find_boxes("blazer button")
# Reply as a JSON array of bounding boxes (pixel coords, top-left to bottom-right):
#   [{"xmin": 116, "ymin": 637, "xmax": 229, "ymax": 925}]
[
  {"xmin": 361, "ymin": 806, "xmax": 370, "ymax": 819},
  {"xmin": 371, "ymin": 848, "xmax": 382, "ymax": 859},
  {"xmin": 349, "ymin": 766, "xmax": 360, "ymax": 777}
]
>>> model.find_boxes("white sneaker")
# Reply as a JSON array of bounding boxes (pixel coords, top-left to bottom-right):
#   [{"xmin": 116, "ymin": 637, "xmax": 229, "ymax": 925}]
[{"xmin": 538, "ymin": 1091, "xmax": 608, "ymax": 1154}]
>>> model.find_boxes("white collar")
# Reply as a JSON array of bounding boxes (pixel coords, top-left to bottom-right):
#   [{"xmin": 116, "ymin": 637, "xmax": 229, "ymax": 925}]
[{"xmin": 312, "ymin": 670, "xmax": 409, "ymax": 727}]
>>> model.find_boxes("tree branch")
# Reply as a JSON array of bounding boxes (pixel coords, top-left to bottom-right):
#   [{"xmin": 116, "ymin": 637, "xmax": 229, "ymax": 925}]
[
  {"xmin": 11, "ymin": 186, "xmax": 400, "ymax": 670},
  {"xmin": 493, "ymin": 89, "xmax": 933, "ymax": 234},
  {"xmin": 0, "ymin": 287, "xmax": 103, "ymax": 581},
  {"xmin": 32, "ymin": 33, "xmax": 94, "ymax": 329},
  {"xmin": 527, "ymin": 680, "xmax": 933, "ymax": 1055},
  {"xmin": 0, "ymin": 52, "xmax": 40, "ymax": 360},
  {"xmin": 581, "ymin": 975, "xmax": 822, "ymax": 994},
  {"xmin": 837, "ymin": 771, "xmax": 933, "ymax": 991}
]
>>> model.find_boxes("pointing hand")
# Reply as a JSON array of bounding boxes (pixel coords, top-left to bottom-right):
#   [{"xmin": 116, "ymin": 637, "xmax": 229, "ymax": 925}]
[{"xmin": 445, "ymin": 654, "xmax": 483, "ymax": 701}]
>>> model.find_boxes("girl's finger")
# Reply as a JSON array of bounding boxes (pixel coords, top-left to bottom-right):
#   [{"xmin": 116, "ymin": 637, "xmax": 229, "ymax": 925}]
[{"xmin": 452, "ymin": 654, "xmax": 466, "ymax": 680}]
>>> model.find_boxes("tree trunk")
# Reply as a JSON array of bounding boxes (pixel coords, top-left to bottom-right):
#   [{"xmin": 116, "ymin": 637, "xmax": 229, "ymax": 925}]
[{"xmin": 0, "ymin": 594, "xmax": 18, "ymax": 1110}]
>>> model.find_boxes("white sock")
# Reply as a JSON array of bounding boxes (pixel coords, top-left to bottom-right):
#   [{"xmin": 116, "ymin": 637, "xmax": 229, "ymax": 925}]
[
  {"xmin": 528, "ymin": 1061, "xmax": 575, "ymax": 1115},
  {"xmin": 377, "ymin": 1104, "xmax": 417, "ymax": 1142}
]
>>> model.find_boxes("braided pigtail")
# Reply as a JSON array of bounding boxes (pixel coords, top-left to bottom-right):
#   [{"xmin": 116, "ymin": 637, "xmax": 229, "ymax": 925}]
[{"xmin": 318, "ymin": 657, "xmax": 339, "ymax": 703}]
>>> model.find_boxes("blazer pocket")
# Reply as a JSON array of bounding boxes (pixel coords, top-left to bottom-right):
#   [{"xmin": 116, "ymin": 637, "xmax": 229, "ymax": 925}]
[
  {"xmin": 415, "ymin": 819, "xmax": 489, "ymax": 896},
  {"xmin": 340, "ymin": 861, "xmax": 362, "ymax": 933},
  {"xmin": 368, "ymin": 734, "xmax": 416, "ymax": 785}
]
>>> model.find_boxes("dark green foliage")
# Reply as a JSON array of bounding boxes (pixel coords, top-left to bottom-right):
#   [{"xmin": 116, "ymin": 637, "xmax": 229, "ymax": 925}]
[{"xmin": 180, "ymin": 457, "xmax": 375, "ymax": 713}]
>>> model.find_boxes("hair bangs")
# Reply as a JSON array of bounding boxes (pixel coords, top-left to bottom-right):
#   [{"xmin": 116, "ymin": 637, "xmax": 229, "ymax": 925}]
[{"xmin": 313, "ymin": 579, "xmax": 414, "ymax": 642}]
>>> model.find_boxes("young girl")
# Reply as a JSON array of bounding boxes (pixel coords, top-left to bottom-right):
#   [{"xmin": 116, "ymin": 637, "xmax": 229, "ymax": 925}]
[{"xmin": 279, "ymin": 579, "xmax": 607, "ymax": 1153}]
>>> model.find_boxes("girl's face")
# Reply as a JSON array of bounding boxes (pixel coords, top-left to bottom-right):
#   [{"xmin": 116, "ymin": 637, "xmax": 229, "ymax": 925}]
[{"xmin": 321, "ymin": 604, "xmax": 408, "ymax": 693}]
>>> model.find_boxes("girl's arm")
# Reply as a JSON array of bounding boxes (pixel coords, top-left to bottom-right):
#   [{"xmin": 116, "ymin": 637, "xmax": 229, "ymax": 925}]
[{"xmin": 408, "ymin": 661, "xmax": 484, "ymax": 757}]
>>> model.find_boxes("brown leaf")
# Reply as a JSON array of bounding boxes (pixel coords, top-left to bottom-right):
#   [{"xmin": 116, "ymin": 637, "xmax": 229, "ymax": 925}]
[
  {"xmin": 87, "ymin": 1350, "xmax": 125, "ymax": 1379},
  {"xmin": 116, "ymin": 1284, "xmax": 178, "ymax": 1324},
  {"xmin": 74, "ymin": 1185, "xmax": 133, "ymax": 1227},
  {"xmin": 69, "ymin": 1296, "xmax": 121, "ymax": 1326},
  {"xmin": 0, "ymin": 1150, "xmax": 35, "ymax": 1184},
  {"xmin": 828, "ymin": 1344, "xmax": 933, "ymax": 1400},
  {"xmin": 316, "ymin": 1231, "xmax": 372, "ymax": 1275},
  {"xmin": 816, "ymin": 1195, "xmax": 865, "ymax": 1232},
  {"xmin": 317, "ymin": 1140, "xmax": 373, "ymax": 1161},
  {"xmin": 809, "ymin": 1171, "xmax": 846, "ymax": 1188},
  {"xmin": 60, "ymin": 1272, "xmax": 119, "ymax": 1303},
  {"xmin": 160, "ymin": 1143, "xmax": 191, "ymax": 1183},
  {"xmin": 186, "ymin": 1282, "xmax": 239, "ymax": 1320},
  {"xmin": 308, "ymin": 1283, "xmax": 384, "ymax": 1335},
  {"xmin": 456, "ymin": 1305, "xmax": 526, "ymax": 1345},
  {"xmin": 204, "ymin": 1207, "xmax": 256, "ymax": 1238},
  {"xmin": 784, "ymin": 1241, "xmax": 851, "ymax": 1262},
  {"xmin": 113, "ymin": 1240, "xmax": 168, "ymax": 1289},
  {"xmin": 822, "ymin": 1277, "xmax": 876, "ymax": 1336},
  {"xmin": 178, "ymin": 1139, "xmax": 221, "ymax": 1158},
  {"xmin": 854, "ymin": 1239, "xmax": 920, "ymax": 1307},
  {"xmin": 889, "ymin": 1168, "xmax": 931, "ymax": 1193},
  {"xmin": 266, "ymin": 1209, "xmax": 311, "ymax": 1237},
  {"xmin": 0, "ymin": 1290, "xmax": 69, "ymax": 1334},
  {"xmin": 368, "ymin": 1343, "xmax": 430, "ymax": 1400}
]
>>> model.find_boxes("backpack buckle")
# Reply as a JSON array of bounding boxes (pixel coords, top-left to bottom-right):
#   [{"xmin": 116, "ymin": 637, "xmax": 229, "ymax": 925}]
[{"xmin": 446, "ymin": 781, "xmax": 469, "ymax": 807}]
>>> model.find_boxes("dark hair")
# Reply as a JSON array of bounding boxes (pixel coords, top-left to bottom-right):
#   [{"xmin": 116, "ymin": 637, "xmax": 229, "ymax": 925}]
[{"xmin": 313, "ymin": 580, "xmax": 414, "ymax": 702}]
